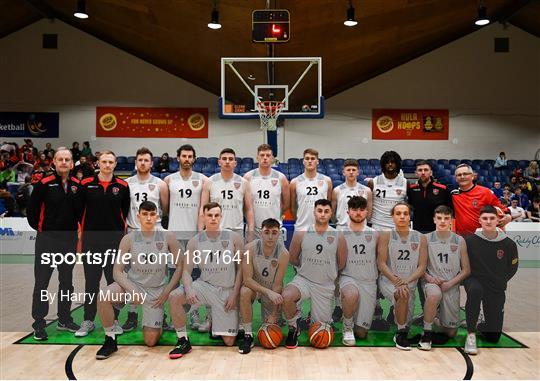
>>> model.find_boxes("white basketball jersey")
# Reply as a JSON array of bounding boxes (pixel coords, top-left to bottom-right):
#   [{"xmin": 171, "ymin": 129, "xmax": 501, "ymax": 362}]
[
  {"xmin": 251, "ymin": 239, "xmax": 284, "ymax": 289},
  {"xmin": 196, "ymin": 230, "xmax": 237, "ymax": 288},
  {"xmin": 341, "ymin": 225, "xmax": 378, "ymax": 283},
  {"xmin": 168, "ymin": 171, "xmax": 206, "ymax": 239},
  {"xmin": 126, "ymin": 174, "xmax": 164, "ymax": 229},
  {"xmin": 209, "ymin": 173, "xmax": 245, "ymax": 231},
  {"xmin": 294, "ymin": 173, "xmax": 331, "ymax": 231},
  {"xmin": 426, "ymin": 231, "xmax": 463, "ymax": 282},
  {"xmin": 298, "ymin": 225, "xmax": 338, "ymax": 285},
  {"xmin": 127, "ymin": 229, "xmax": 169, "ymax": 288},
  {"xmin": 335, "ymin": 182, "xmax": 371, "ymax": 227},
  {"xmin": 382, "ymin": 230, "xmax": 421, "ymax": 287},
  {"xmin": 371, "ymin": 174, "xmax": 407, "ymax": 229},
  {"xmin": 247, "ymin": 168, "xmax": 283, "ymax": 227}
]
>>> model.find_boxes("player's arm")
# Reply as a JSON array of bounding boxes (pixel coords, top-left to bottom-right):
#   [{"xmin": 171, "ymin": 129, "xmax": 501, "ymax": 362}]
[
  {"xmin": 272, "ymin": 248, "xmax": 290, "ymax": 295},
  {"xmin": 26, "ymin": 180, "xmax": 45, "ymax": 230},
  {"xmin": 326, "ymin": 177, "xmax": 333, "ymax": 201},
  {"xmin": 288, "ymin": 231, "xmax": 304, "ymax": 266},
  {"xmin": 405, "ymin": 234, "xmax": 428, "ymax": 284},
  {"xmin": 366, "ymin": 188, "xmax": 373, "ymax": 220},
  {"xmin": 367, "ymin": 178, "xmax": 374, "ymax": 191},
  {"xmin": 225, "ymin": 233, "xmax": 244, "ymax": 311},
  {"xmin": 331, "ymin": 188, "xmax": 339, "ymax": 221},
  {"xmin": 336, "ymin": 232, "xmax": 348, "ymax": 271},
  {"xmin": 182, "ymin": 238, "xmax": 199, "ymax": 304},
  {"xmin": 492, "ymin": 193, "xmax": 512, "ymax": 227},
  {"xmin": 159, "ymin": 179, "xmax": 169, "ymax": 216},
  {"xmin": 198, "ymin": 180, "xmax": 211, "ymax": 231},
  {"xmin": 289, "ymin": 179, "xmax": 298, "ymax": 219},
  {"xmin": 377, "ymin": 231, "xmax": 404, "ymax": 286},
  {"xmin": 153, "ymin": 233, "xmax": 183, "ymax": 307},
  {"xmin": 506, "ymin": 241, "xmax": 519, "ymax": 281},
  {"xmin": 243, "ymin": 179, "xmax": 255, "ymax": 235},
  {"xmin": 280, "ymin": 174, "xmax": 290, "ymax": 215},
  {"xmin": 442, "ymin": 237, "xmax": 470, "ymax": 292},
  {"xmin": 113, "ymin": 234, "xmax": 136, "ymax": 291}
]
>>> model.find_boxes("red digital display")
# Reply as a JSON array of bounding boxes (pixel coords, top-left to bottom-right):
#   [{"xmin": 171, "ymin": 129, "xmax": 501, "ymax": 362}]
[{"xmin": 252, "ymin": 9, "xmax": 290, "ymax": 43}]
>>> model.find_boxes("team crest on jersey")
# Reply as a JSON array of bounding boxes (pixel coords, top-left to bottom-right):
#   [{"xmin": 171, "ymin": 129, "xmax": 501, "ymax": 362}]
[
  {"xmin": 327, "ymin": 236, "xmax": 335, "ymax": 244},
  {"xmin": 433, "ymin": 188, "xmax": 439, "ymax": 195},
  {"xmin": 451, "ymin": 244, "xmax": 458, "ymax": 252},
  {"xmin": 396, "ymin": 189, "xmax": 402, "ymax": 195},
  {"xmin": 156, "ymin": 242, "xmax": 164, "ymax": 251},
  {"xmin": 192, "ymin": 180, "xmax": 199, "ymax": 188},
  {"xmin": 148, "ymin": 184, "xmax": 156, "ymax": 192},
  {"xmin": 365, "ymin": 234, "xmax": 372, "ymax": 242},
  {"xmin": 497, "ymin": 249, "xmax": 504, "ymax": 259},
  {"xmin": 71, "ymin": 185, "xmax": 78, "ymax": 194},
  {"xmin": 234, "ymin": 182, "xmax": 241, "ymax": 189},
  {"xmin": 318, "ymin": 180, "xmax": 324, "ymax": 187},
  {"xmin": 271, "ymin": 259, "xmax": 278, "ymax": 268},
  {"xmin": 271, "ymin": 179, "xmax": 278, "ymax": 187},
  {"xmin": 411, "ymin": 243, "xmax": 418, "ymax": 251},
  {"xmin": 112, "ymin": 187, "xmax": 120, "ymax": 195},
  {"xmin": 472, "ymin": 199, "xmax": 479, "ymax": 207},
  {"xmin": 222, "ymin": 240, "xmax": 229, "ymax": 248}
]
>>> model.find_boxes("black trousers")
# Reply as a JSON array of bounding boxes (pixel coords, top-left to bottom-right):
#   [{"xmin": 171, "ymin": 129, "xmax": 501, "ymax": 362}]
[
  {"xmin": 463, "ymin": 276, "xmax": 506, "ymax": 343},
  {"xmin": 32, "ymin": 232, "xmax": 77, "ymax": 330}
]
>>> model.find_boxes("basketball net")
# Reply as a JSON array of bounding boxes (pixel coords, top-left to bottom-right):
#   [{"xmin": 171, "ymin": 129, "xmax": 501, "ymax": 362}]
[{"xmin": 256, "ymin": 101, "xmax": 285, "ymax": 132}]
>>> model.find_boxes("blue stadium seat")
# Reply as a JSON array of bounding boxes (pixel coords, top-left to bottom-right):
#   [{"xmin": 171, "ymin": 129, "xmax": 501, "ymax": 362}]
[
  {"xmin": 116, "ymin": 156, "xmax": 127, "ymax": 164},
  {"xmin": 507, "ymin": 160, "xmax": 518, "ymax": 169},
  {"xmin": 426, "ymin": 159, "xmax": 437, "ymax": 167},
  {"xmin": 478, "ymin": 169, "xmax": 489, "ymax": 177},
  {"xmin": 326, "ymin": 167, "xmax": 339, "ymax": 175},
  {"xmin": 437, "ymin": 159, "xmax": 449, "ymax": 166},
  {"xmin": 368, "ymin": 158, "xmax": 380, "ymax": 167},
  {"xmin": 242, "ymin": 158, "xmax": 254, "ymax": 165},
  {"xmin": 193, "ymin": 163, "xmax": 202, "ymax": 172},
  {"xmin": 334, "ymin": 158, "xmax": 345, "ymax": 167},
  {"xmin": 472, "ymin": 159, "xmax": 483, "ymax": 166},
  {"xmin": 207, "ymin": 157, "xmax": 218, "ymax": 165},
  {"xmin": 322, "ymin": 158, "xmax": 334, "ymax": 166},
  {"xmin": 288, "ymin": 158, "xmax": 301, "ymax": 166},
  {"xmin": 169, "ymin": 160, "xmax": 179, "ymax": 172},
  {"xmin": 358, "ymin": 159, "xmax": 368, "ymax": 167},
  {"xmin": 332, "ymin": 180, "xmax": 343, "ymax": 187},
  {"xmin": 472, "ymin": 164, "xmax": 481, "ymax": 172},
  {"xmin": 481, "ymin": 162, "xmax": 492, "ymax": 170},
  {"xmin": 460, "ymin": 159, "xmax": 472, "ymax": 165},
  {"xmin": 127, "ymin": 156, "xmax": 136, "ymax": 164},
  {"xmin": 160, "ymin": 172, "xmax": 169, "ymax": 179},
  {"xmin": 203, "ymin": 172, "xmax": 212, "ymax": 178},
  {"xmin": 195, "ymin": 157, "xmax": 207, "ymax": 165},
  {"xmin": 484, "ymin": 159, "xmax": 495, "ymax": 166},
  {"xmin": 151, "ymin": 172, "xmax": 160, "ymax": 177},
  {"xmin": 449, "ymin": 159, "xmax": 460, "ymax": 166},
  {"xmin": 518, "ymin": 160, "xmax": 530, "ymax": 169}
]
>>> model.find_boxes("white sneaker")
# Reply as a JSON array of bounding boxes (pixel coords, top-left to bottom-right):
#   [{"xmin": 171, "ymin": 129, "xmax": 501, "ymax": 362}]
[
  {"xmin": 198, "ymin": 317, "xmax": 211, "ymax": 333},
  {"xmin": 111, "ymin": 320, "xmax": 124, "ymax": 335},
  {"xmin": 75, "ymin": 320, "xmax": 95, "ymax": 337},
  {"xmin": 342, "ymin": 326, "xmax": 356, "ymax": 346},
  {"xmin": 464, "ymin": 333, "xmax": 478, "ymax": 355},
  {"xmin": 190, "ymin": 310, "xmax": 200, "ymax": 330}
]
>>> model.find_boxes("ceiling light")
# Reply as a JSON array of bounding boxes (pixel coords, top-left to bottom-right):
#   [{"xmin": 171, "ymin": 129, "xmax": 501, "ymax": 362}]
[
  {"xmin": 344, "ymin": 1, "xmax": 358, "ymax": 27},
  {"xmin": 73, "ymin": 0, "xmax": 88, "ymax": 19},
  {"xmin": 475, "ymin": 5, "xmax": 490, "ymax": 26},
  {"xmin": 208, "ymin": 8, "xmax": 221, "ymax": 29}
]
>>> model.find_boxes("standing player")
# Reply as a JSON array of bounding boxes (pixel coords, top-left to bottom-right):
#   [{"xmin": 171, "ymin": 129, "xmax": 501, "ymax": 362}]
[
  {"xmin": 244, "ymin": 144, "xmax": 290, "ymax": 236},
  {"xmin": 419, "ymin": 205, "xmax": 470, "ymax": 350},
  {"xmin": 282, "ymin": 199, "xmax": 347, "ymax": 349},
  {"xmin": 168, "ymin": 202, "xmax": 244, "ymax": 358},
  {"xmin": 339, "ymin": 196, "xmax": 379, "ymax": 345},
  {"xmin": 165, "ymin": 144, "xmax": 208, "ymax": 331},
  {"xmin": 201, "ymin": 148, "xmax": 254, "ymax": 238},
  {"xmin": 95, "ymin": 201, "xmax": 182, "ymax": 359},
  {"xmin": 238, "ymin": 218, "xmax": 289, "ymax": 354},
  {"xmin": 377, "ymin": 202, "xmax": 427, "ymax": 350},
  {"xmin": 290, "ymin": 148, "xmax": 333, "ymax": 231},
  {"xmin": 122, "ymin": 147, "xmax": 169, "ymax": 331},
  {"xmin": 76, "ymin": 151, "xmax": 130, "ymax": 337}
]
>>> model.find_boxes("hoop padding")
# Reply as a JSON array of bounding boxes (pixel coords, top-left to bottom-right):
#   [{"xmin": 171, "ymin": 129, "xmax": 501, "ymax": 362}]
[{"xmin": 257, "ymin": 101, "xmax": 285, "ymax": 131}]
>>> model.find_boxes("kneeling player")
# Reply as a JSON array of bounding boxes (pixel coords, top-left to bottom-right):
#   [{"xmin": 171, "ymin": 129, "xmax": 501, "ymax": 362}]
[
  {"xmin": 339, "ymin": 196, "xmax": 379, "ymax": 345},
  {"xmin": 168, "ymin": 202, "xmax": 243, "ymax": 358},
  {"xmin": 282, "ymin": 199, "xmax": 347, "ymax": 349},
  {"xmin": 96, "ymin": 201, "xmax": 182, "ymax": 359},
  {"xmin": 420, "ymin": 205, "xmax": 470, "ymax": 350},
  {"xmin": 239, "ymin": 218, "xmax": 289, "ymax": 354},
  {"xmin": 377, "ymin": 202, "xmax": 427, "ymax": 350}
]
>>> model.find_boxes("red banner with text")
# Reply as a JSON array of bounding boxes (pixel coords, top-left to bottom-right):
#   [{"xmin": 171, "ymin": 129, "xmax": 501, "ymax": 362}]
[
  {"xmin": 372, "ymin": 109, "xmax": 449, "ymax": 140},
  {"xmin": 96, "ymin": 107, "xmax": 208, "ymax": 138}
]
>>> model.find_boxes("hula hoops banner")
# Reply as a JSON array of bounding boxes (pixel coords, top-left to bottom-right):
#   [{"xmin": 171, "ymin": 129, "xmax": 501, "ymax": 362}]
[
  {"xmin": 372, "ymin": 109, "xmax": 449, "ymax": 140},
  {"xmin": 0, "ymin": 112, "xmax": 59, "ymax": 138},
  {"xmin": 96, "ymin": 107, "xmax": 208, "ymax": 138}
]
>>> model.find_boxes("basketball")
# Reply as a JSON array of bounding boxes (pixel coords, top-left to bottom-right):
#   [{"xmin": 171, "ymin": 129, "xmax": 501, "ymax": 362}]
[
  {"xmin": 257, "ymin": 323, "xmax": 283, "ymax": 349},
  {"xmin": 308, "ymin": 322, "xmax": 334, "ymax": 349}
]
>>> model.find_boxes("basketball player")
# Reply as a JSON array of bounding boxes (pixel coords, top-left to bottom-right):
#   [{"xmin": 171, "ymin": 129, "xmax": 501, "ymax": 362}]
[
  {"xmin": 238, "ymin": 218, "xmax": 289, "ymax": 354},
  {"xmin": 339, "ymin": 196, "xmax": 379, "ymax": 346},
  {"xmin": 164, "ymin": 144, "xmax": 208, "ymax": 332},
  {"xmin": 200, "ymin": 148, "xmax": 254, "ymax": 238},
  {"xmin": 290, "ymin": 148, "xmax": 332, "ymax": 231},
  {"xmin": 419, "ymin": 205, "xmax": 470, "ymax": 351},
  {"xmin": 244, "ymin": 144, "xmax": 290, "ymax": 236},
  {"xmin": 332, "ymin": 159, "xmax": 372, "ymax": 229},
  {"xmin": 282, "ymin": 199, "xmax": 347, "ymax": 349},
  {"xmin": 168, "ymin": 202, "xmax": 244, "ymax": 358},
  {"xmin": 95, "ymin": 201, "xmax": 182, "ymax": 359},
  {"xmin": 377, "ymin": 202, "xmax": 427, "ymax": 350},
  {"xmin": 121, "ymin": 147, "xmax": 169, "ymax": 332}
]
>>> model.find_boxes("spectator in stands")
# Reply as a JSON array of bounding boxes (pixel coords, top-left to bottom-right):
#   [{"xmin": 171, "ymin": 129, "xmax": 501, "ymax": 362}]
[
  {"xmin": 12, "ymin": 161, "xmax": 34, "ymax": 184},
  {"xmin": 527, "ymin": 198, "xmax": 540, "ymax": 222},
  {"xmin": 43, "ymin": 142, "xmax": 55, "ymax": 159},
  {"xmin": 70, "ymin": 141, "xmax": 81, "ymax": 162},
  {"xmin": 491, "ymin": 181, "xmax": 503, "ymax": 198},
  {"xmin": 494, "ymin": 152, "xmax": 508, "ymax": 169},
  {"xmin": 33, "ymin": 152, "xmax": 50, "ymax": 170},
  {"xmin": 500, "ymin": 189, "xmax": 512, "ymax": 205},
  {"xmin": 81, "ymin": 141, "xmax": 93, "ymax": 160},
  {"xmin": 155, "ymin": 153, "xmax": 170, "ymax": 173},
  {"xmin": 530, "ymin": 183, "xmax": 540, "ymax": 201},
  {"xmin": 0, "ymin": 185, "xmax": 16, "ymax": 217},
  {"xmin": 74, "ymin": 156, "xmax": 95, "ymax": 179},
  {"xmin": 508, "ymin": 199, "xmax": 526, "ymax": 222},
  {"xmin": 21, "ymin": 146, "xmax": 35, "ymax": 164},
  {"xmin": 513, "ymin": 186, "xmax": 529, "ymax": 209},
  {"xmin": 519, "ymin": 178, "xmax": 533, "ymax": 197},
  {"xmin": 15, "ymin": 176, "xmax": 33, "ymax": 216},
  {"xmin": 21, "ymin": 139, "xmax": 38, "ymax": 157},
  {"xmin": 0, "ymin": 165, "xmax": 16, "ymax": 188},
  {"xmin": 523, "ymin": 160, "xmax": 539, "ymax": 181}
]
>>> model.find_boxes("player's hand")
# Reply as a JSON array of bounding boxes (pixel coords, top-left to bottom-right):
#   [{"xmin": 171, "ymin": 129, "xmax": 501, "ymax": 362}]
[
  {"xmin": 186, "ymin": 289, "xmax": 199, "ymax": 305},
  {"xmin": 266, "ymin": 315, "xmax": 278, "ymax": 325},
  {"xmin": 152, "ymin": 290, "xmax": 170, "ymax": 308},
  {"xmin": 396, "ymin": 285, "xmax": 409, "ymax": 299},
  {"xmin": 266, "ymin": 290, "xmax": 284, "ymax": 305},
  {"xmin": 424, "ymin": 274, "xmax": 437, "ymax": 284},
  {"xmin": 224, "ymin": 294, "xmax": 237, "ymax": 312},
  {"xmin": 393, "ymin": 275, "xmax": 406, "ymax": 287},
  {"xmin": 440, "ymin": 281, "xmax": 452, "ymax": 293}
]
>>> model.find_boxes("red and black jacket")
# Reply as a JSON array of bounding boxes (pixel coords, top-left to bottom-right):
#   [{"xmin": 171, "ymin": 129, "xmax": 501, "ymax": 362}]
[
  {"xmin": 80, "ymin": 175, "xmax": 130, "ymax": 235},
  {"xmin": 407, "ymin": 177, "xmax": 452, "ymax": 232},
  {"xmin": 27, "ymin": 173, "xmax": 83, "ymax": 232}
]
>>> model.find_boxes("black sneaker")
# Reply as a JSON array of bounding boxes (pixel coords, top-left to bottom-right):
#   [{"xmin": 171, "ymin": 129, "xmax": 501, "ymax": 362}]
[
  {"xmin": 394, "ymin": 329, "xmax": 411, "ymax": 351},
  {"xmin": 238, "ymin": 334, "xmax": 254, "ymax": 354},
  {"xmin": 33, "ymin": 327, "xmax": 48, "ymax": 341},
  {"xmin": 285, "ymin": 326, "xmax": 299, "ymax": 349},
  {"xmin": 332, "ymin": 306, "xmax": 343, "ymax": 323},
  {"xmin": 237, "ymin": 328, "xmax": 245, "ymax": 341},
  {"xmin": 169, "ymin": 337, "xmax": 192, "ymax": 359},
  {"xmin": 96, "ymin": 336, "xmax": 118, "ymax": 360},
  {"xmin": 57, "ymin": 321, "xmax": 80, "ymax": 333},
  {"xmin": 297, "ymin": 315, "xmax": 311, "ymax": 331},
  {"xmin": 371, "ymin": 318, "xmax": 391, "ymax": 331},
  {"xmin": 418, "ymin": 331, "xmax": 432, "ymax": 351},
  {"xmin": 121, "ymin": 312, "xmax": 138, "ymax": 332}
]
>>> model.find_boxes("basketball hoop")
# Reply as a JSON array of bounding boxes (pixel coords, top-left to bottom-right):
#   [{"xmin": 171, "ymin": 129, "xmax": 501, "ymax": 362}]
[{"xmin": 256, "ymin": 100, "xmax": 285, "ymax": 132}]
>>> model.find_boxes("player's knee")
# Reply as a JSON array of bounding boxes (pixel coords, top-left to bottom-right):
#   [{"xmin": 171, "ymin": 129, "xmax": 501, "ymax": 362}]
[
  {"xmin": 222, "ymin": 336, "xmax": 235, "ymax": 346},
  {"xmin": 168, "ymin": 288, "xmax": 183, "ymax": 303},
  {"xmin": 341, "ymin": 287, "xmax": 359, "ymax": 303},
  {"xmin": 425, "ymin": 288, "xmax": 442, "ymax": 304},
  {"xmin": 144, "ymin": 335, "xmax": 159, "ymax": 347},
  {"xmin": 446, "ymin": 328, "xmax": 457, "ymax": 338},
  {"xmin": 282, "ymin": 287, "xmax": 299, "ymax": 303}
]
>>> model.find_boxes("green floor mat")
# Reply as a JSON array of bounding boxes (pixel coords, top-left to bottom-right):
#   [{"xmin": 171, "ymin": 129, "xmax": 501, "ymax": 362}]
[{"xmin": 14, "ymin": 266, "xmax": 527, "ymax": 348}]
